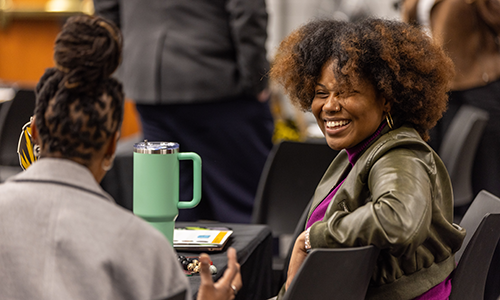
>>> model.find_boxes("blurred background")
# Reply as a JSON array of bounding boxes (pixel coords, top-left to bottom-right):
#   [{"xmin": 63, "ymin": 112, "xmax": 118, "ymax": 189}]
[
  {"xmin": 0, "ymin": 0, "xmax": 401, "ymax": 143},
  {"xmin": 0, "ymin": 0, "xmax": 402, "ymax": 206}
]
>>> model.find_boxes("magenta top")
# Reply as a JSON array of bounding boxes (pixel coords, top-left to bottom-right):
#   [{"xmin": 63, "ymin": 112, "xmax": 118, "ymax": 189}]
[
  {"xmin": 413, "ymin": 276, "xmax": 451, "ymax": 299},
  {"xmin": 305, "ymin": 122, "xmax": 451, "ymax": 299}
]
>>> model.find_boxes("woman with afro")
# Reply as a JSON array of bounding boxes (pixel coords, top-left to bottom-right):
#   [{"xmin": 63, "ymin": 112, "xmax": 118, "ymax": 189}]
[{"xmin": 271, "ymin": 18, "xmax": 465, "ymax": 300}]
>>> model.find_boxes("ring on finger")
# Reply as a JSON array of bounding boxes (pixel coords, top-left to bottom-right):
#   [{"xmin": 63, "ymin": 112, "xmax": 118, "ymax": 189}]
[{"xmin": 231, "ymin": 284, "xmax": 238, "ymax": 295}]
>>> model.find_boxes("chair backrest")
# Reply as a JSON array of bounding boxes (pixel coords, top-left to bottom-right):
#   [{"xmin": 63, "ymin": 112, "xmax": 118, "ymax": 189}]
[
  {"xmin": 0, "ymin": 89, "xmax": 36, "ymax": 167},
  {"xmin": 251, "ymin": 140, "xmax": 338, "ymax": 236},
  {"xmin": 450, "ymin": 213, "xmax": 500, "ymax": 300},
  {"xmin": 282, "ymin": 245, "xmax": 380, "ymax": 300},
  {"xmin": 439, "ymin": 105, "xmax": 489, "ymax": 207},
  {"xmin": 455, "ymin": 190, "xmax": 500, "ymax": 263}
]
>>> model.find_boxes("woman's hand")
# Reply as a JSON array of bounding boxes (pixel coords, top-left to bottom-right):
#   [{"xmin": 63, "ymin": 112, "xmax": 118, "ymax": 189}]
[
  {"xmin": 197, "ymin": 247, "xmax": 242, "ymax": 300},
  {"xmin": 285, "ymin": 231, "xmax": 309, "ymax": 290}
]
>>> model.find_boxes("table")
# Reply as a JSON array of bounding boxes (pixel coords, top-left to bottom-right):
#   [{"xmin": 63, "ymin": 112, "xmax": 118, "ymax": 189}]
[{"xmin": 176, "ymin": 222, "xmax": 273, "ymax": 300}]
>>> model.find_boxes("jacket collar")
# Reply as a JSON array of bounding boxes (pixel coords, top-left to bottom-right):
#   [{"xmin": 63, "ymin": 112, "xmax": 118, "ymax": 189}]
[
  {"xmin": 8, "ymin": 158, "xmax": 115, "ymax": 203},
  {"xmin": 309, "ymin": 123, "xmax": 397, "ymax": 218}
]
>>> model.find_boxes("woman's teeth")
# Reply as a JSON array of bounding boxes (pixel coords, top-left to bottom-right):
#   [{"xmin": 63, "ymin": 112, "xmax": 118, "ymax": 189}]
[{"xmin": 326, "ymin": 120, "xmax": 349, "ymax": 128}]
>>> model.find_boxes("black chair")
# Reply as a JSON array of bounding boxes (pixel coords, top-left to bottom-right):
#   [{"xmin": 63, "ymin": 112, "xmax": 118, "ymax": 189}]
[
  {"xmin": 252, "ymin": 140, "xmax": 338, "ymax": 238},
  {"xmin": 251, "ymin": 140, "xmax": 338, "ymax": 293},
  {"xmin": 450, "ymin": 190, "xmax": 500, "ymax": 300},
  {"xmin": 282, "ymin": 245, "xmax": 379, "ymax": 300},
  {"xmin": 0, "ymin": 89, "xmax": 36, "ymax": 182},
  {"xmin": 455, "ymin": 190, "xmax": 500, "ymax": 263},
  {"xmin": 438, "ymin": 105, "xmax": 489, "ymax": 217}
]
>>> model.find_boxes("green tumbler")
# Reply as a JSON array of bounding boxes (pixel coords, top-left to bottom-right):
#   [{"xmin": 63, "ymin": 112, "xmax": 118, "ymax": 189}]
[{"xmin": 133, "ymin": 141, "xmax": 202, "ymax": 245}]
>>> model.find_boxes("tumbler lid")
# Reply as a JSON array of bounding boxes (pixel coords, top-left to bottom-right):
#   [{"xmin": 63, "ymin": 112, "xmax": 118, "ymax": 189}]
[{"xmin": 133, "ymin": 140, "xmax": 179, "ymax": 154}]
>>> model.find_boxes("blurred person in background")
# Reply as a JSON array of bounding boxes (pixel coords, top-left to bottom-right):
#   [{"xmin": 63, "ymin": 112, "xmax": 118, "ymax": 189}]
[
  {"xmin": 401, "ymin": 0, "xmax": 500, "ymax": 199},
  {"xmin": 93, "ymin": 0, "xmax": 274, "ymax": 223}
]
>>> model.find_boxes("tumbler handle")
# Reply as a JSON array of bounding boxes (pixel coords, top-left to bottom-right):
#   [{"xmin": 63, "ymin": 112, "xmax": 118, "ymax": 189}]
[{"xmin": 177, "ymin": 152, "xmax": 202, "ymax": 209}]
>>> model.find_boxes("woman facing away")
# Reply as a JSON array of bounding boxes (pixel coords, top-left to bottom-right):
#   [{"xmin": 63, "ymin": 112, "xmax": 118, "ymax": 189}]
[
  {"xmin": 270, "ymin": 18, "xmax": 466, "ymax": 300},
  {"xmin": 0, "ymin": 15, "xmax": 241, "ymax": 300}
]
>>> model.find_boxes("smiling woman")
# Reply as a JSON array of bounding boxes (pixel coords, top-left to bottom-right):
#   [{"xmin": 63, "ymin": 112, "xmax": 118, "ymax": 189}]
[
  {"xmin": 270, "ymin": 19, "xmax": 465, "ymax": 300},
  {"xmin": 311, "ymin": 60, "xmax": 388, "ymax": 150}
]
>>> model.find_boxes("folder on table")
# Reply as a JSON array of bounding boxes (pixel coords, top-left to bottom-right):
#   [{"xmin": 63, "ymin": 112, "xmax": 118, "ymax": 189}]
[{"xmin": 173, "ymin": 228, "xmax": 233, "ymax": 251}]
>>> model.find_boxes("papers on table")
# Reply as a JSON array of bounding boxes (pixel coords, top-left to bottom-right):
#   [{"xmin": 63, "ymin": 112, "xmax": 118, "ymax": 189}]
[{"xmin": 173, "ymin": 227, "xmax": 233, "ymax": 251}]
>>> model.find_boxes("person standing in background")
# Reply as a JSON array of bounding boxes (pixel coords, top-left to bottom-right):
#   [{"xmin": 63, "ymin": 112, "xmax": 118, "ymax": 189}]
[
  {"xmin": 93, "ymin": 0, "xmax": 274, "ymax": 223},
  {"xmin": 401, "ymin": 0, "xmax": 500, "ymax": 198}
]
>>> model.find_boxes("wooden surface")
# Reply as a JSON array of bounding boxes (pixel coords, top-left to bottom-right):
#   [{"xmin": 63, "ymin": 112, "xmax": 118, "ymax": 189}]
[
  {"xmin": 0, "ymin": 0, "xmax": 60, "ymax": 86},
  {"xmin": 0, "ymin": 0, "xmax": 141, "ymax": 137}
]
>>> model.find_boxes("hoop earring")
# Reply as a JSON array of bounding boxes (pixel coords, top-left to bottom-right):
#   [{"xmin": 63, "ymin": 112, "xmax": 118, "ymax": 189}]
[
  {"xmin": 102, "ymin": 154, "xmax": 115, "ymax": 172},
  {"xmin": 386, "ymin": 112, "xmax": 394, "ymax": 129},
  {"xmin": 34, "ymin": 144, "xmax": 41, "ymax": 158}
]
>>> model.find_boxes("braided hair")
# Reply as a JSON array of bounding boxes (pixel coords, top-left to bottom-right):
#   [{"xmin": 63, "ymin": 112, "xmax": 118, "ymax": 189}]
[{"xmin": 34, "ymin": 15, "xmax": 124, "ymax": 166}]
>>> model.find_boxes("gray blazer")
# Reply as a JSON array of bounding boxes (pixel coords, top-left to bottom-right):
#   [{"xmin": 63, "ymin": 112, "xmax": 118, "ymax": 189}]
[
  {"xmin": 0, "ymin": 158, "xmax": 190, "ymax": 300},
  {"xmin": 93, "ymin": 0, "xmax": 269, "ymax": 104}
]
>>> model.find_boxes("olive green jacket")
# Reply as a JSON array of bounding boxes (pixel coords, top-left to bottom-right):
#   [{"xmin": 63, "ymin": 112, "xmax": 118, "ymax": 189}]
[{"xmin": 306, "ymin": 125, "xmax": 465, "ymax": 300}]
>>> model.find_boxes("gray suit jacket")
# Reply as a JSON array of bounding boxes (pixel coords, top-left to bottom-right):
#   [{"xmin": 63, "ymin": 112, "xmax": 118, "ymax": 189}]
[
  {"xmin": 0, "ymin": 158, "xmax": 190, "ymax": 300},
  {"xmin": 93, "ymin": 0, "xmax": 269, "ymax": 104}
]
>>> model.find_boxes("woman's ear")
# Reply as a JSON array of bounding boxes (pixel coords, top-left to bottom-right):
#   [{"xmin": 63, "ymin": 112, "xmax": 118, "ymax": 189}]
[
  {"xmin": 105, "ymin": 131, "xmax": 120, "ymax": 158},
  {"xmin": 382, "ymin": 97, "xmax": 391, "ymax": 113},
  {"xmin": 30, "ymin": 116, "xmax": 39, "ymax": 143}
]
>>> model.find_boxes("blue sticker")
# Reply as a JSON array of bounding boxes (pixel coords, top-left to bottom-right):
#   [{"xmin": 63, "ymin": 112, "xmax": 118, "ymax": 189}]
[{"xmin": 197, "ymin": 235, "xmax": 210, "ymax": 239}]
